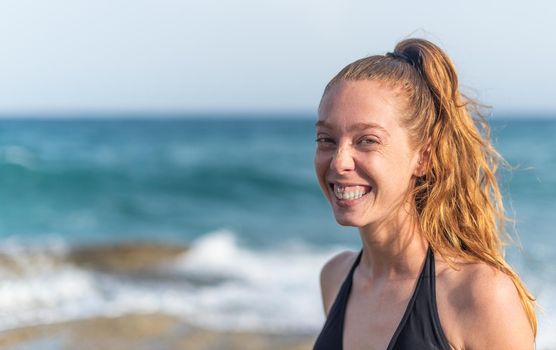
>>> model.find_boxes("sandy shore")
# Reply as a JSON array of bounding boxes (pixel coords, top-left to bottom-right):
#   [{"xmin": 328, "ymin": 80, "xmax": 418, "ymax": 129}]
[{"xmin": 0, "ymin": 313, "xmax": 317, "ymax": 350}]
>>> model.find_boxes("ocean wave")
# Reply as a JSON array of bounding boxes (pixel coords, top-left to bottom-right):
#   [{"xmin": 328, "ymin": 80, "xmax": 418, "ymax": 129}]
[
  {"xmin": 0, "ymin": 145, "xmax": 37, "ymax": 170},
  {"xmin": 0, "ymin": 159, "xmax": 318, "ymax": 205},
  {"xmin": 0, "ymin": 232, "xmax": 555, "ymax": 347},
  {"xmin": 0, "ymin": 231, "xmax": 342, "ymax": 335}
]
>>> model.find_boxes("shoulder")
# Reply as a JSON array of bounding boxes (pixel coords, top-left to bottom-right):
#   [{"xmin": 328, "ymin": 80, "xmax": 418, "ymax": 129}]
[
  {"xmin": 436, "ymin": 258, "xmax": 535, "ymax": 349},
  {"xmin": 319, "ymin": 250, "xmax": 359, "ymax": 317}
]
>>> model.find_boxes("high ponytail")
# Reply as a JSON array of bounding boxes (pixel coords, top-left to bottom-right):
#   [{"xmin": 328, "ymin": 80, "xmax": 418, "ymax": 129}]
[{"xmin": 321, "ymin": 38, "xmax": 537, "ymax": 336}]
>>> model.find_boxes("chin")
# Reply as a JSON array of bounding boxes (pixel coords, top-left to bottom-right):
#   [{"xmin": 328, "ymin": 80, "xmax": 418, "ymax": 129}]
[{"xmin": 333, "ymin": 215, "xmax": 367, "ymax": 227}]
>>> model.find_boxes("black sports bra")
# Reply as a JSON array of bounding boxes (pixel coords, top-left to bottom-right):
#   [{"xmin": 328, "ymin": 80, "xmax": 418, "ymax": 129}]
[{"xmin": 313, "ymin": 247, "xmax": 451, "ymax": 350}]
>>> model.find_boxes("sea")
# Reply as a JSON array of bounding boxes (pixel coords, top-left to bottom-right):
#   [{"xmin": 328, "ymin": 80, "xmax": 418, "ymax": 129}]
[{"xmin": 0, "ymin": 114, "xmax": 554, "ymax": 347}]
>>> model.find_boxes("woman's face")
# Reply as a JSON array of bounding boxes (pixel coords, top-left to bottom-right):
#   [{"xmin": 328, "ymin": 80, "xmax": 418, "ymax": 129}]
[{"xmin": 314, "ymin": 80, "xmax": 423, "ymax": 228}]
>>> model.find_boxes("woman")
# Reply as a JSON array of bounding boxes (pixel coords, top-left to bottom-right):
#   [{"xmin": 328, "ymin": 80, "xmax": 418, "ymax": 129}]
[{"xmin": 312, "ymin": 38, "xmax": 536, "ymax": 349}]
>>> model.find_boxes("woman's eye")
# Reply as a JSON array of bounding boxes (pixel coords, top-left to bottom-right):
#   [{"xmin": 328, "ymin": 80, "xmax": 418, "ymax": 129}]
[
  {"xmin": 315, "ymin": 137, "xmax": 334, "ymax": 144},
  {"xmin": 359, "ymin": 137, "xmax": 378, "ymax": 145}
]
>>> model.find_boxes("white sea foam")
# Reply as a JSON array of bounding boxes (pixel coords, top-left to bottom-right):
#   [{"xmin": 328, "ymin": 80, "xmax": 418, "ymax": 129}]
[
  {"xmin": 0, "ymin": 231, "xmax": 555, "ymax": 346},
  {"xmin": 169, "ymin": 229, "xmax": 342, "ymax": 332},
  {"xmin": 0, "ymin": 230, "xmax": 341, "ymax": 334}
]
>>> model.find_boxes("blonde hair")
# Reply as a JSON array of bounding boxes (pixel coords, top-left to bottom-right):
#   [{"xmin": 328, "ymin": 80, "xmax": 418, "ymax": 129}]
[{"xmin": 320, "ymin": 38, "xmax": 537, "ymax": 336}]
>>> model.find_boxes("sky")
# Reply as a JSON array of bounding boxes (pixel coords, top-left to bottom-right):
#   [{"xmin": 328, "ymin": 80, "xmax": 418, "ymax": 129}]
[{"xmin": 0, "ymin": 0, "xmax": 554, "ymax": 116}]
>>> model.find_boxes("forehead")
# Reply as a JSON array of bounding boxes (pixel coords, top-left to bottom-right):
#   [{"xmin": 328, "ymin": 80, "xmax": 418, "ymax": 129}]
[{"xmin": 317, "ymin": 80, "xmax": 404, "ymax": 132}]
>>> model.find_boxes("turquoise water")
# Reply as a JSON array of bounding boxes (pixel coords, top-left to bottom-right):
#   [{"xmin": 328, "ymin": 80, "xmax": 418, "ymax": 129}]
[
  {"xmin": 0, "ymin": 115, "xmax": 555, "ymax": 345},
  {"xmin": 0, "ymin": 117, "xmax": 346, "ymax": 247},
  {"xmin": 0, "ymin": 117, "xmax": 553, "ymax": 248}
]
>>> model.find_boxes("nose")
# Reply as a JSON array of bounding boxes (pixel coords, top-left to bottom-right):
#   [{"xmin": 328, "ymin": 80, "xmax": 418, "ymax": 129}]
[{"xmin": 331, "ymin": 145, "xmax": 355, "ymax": 173}]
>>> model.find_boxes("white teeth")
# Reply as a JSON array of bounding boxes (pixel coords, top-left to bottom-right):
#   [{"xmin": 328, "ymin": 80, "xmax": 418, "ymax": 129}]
[
  {"xmin": 333, "ymin": 184, "xmax": 370, "ymax": 200},
  {"xmin": 335, "ymin": 191, "xmax": 364, "ymax": 200}
]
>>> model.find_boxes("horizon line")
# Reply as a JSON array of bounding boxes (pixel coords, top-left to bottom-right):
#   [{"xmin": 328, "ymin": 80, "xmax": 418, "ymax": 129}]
[{"xmin": 0, "ymin": 109, "xmax": 554, "ymax": 120}]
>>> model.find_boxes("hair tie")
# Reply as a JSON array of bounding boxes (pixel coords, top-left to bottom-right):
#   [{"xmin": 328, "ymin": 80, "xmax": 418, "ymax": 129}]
[
  {"xmin": 386, "ymin": 51, "xmax": 426, "ymax": 79},
  {"xmin": 386, "ymin": 51, "xmax": 414, "ymax": 66}
]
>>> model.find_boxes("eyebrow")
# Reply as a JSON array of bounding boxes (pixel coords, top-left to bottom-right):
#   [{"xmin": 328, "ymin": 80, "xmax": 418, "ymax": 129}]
[{"xmin": 315, "ymin": 120, "xmax": 390, "ymax": 136}]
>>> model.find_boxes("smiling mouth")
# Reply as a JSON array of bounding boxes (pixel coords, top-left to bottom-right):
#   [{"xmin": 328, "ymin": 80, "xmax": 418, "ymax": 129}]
[{"xmin": 328, "ymin": 183, "xmax": 372, "ymax": 201}]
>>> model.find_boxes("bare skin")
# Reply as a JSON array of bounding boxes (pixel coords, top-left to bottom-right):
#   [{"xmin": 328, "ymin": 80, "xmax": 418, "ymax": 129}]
[{"xmin": 315, "ymin": 80, "xmax": 534, "ymax": 350}]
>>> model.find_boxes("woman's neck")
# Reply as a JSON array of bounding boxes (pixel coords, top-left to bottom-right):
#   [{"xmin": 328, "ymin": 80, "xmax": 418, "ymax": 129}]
[{"xmin": 357, "ymin": 209, "xmax": 428, "ymax": 281}]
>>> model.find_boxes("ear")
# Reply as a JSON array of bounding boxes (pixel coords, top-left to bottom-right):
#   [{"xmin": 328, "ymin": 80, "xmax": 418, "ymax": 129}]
[{"xmin": 413, "ymin": 138, "xmax": 431, "ymax": 177}]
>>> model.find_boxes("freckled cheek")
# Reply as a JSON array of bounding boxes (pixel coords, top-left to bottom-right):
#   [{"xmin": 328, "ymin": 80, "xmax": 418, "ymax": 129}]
[
  {"xmin": 314, "ymin": 150, "xmax": 330, "ymax": 169},
  {"xmin": 357, "ymin": 157, "xmax": 392, "ymax": 192},
  {"xmin": 373, "ymin": 159, "xmax": 413, "ymax": 196},
  {"xmin": 314, "ymin": 153, "xmax": 330, "ymax": 192}
]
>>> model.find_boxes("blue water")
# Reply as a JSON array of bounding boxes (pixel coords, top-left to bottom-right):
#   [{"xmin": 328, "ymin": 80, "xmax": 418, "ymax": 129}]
[
  {"xmin": 0, "ymin": 115, "xmax": 555, "ymax": 344},
  {"xmin": 0, "ymin": 117, "xmax": 347, "ymax": 247},
  {"xmin": 0, "ymin": 116, "xmax": 554, "ymax": 248}
]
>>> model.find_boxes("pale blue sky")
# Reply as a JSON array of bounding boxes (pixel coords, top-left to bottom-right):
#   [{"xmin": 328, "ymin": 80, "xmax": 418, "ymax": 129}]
[{"xmin": 0, "ymin": 0, "xmax": 554, "ymax": 115}]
